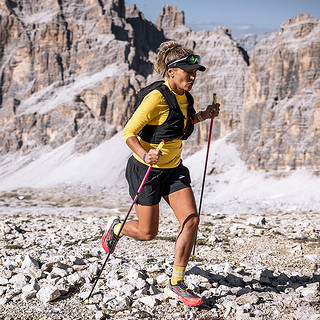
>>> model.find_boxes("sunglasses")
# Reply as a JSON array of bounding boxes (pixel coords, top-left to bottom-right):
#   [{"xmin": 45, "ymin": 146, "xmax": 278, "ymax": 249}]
[{"xmin": 166, "ymin": 55, "xmax": 201, "ymax": 69}]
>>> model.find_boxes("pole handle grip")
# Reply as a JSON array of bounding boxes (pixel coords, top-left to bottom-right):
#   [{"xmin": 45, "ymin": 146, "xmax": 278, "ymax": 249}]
[
  {"xmin": 156, "ymin": 139, "xmax": 165, "ymax": 152},
  {"xmin": 212, "ymin": 93, "xmax": 217, "ymax": 105}
]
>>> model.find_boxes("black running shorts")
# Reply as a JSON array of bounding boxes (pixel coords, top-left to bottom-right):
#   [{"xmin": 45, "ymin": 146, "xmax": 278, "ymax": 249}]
[{"xmin": 125, "ymin": 156, "xmax": 192, "ymax": 206}]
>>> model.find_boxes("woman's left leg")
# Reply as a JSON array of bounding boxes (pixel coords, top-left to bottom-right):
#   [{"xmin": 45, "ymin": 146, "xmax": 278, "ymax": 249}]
[
  {"xmin": 163, "ymin": 186, "xmax": 203, "ymax": 306},
  {"xmin": 164, "ymin": 187, "xmax": 199, "ymax": 267}
]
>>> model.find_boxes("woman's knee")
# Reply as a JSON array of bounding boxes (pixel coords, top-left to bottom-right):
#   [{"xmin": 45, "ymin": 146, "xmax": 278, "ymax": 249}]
[
  {"xmin": 140, "ymin": 230, "xmax": 158, "ymax": 241},
  {"xmin": 183, "ymin": 213, "xmax": 200, "ymax": 231}
]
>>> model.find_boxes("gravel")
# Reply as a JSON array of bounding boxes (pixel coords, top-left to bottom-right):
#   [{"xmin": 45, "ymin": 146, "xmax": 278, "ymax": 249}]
[{"xmin": 0, "ymin": 188, "xmax": 319, "ymax": 320}]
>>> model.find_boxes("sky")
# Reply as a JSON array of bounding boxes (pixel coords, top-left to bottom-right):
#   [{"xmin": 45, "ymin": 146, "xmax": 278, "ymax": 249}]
[{"xmin": 125, "ymin": 0, "xmax": 320, "ymax": 38}]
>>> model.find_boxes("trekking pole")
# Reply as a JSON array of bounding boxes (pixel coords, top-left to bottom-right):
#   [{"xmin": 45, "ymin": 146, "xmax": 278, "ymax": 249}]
[
  {"xmin": 84, "ymin": 140, "xmax": 165, "ymax": 303},
  {"xmin": 192, "ymin": 94, "xmax": 217, "ymax": 257}
]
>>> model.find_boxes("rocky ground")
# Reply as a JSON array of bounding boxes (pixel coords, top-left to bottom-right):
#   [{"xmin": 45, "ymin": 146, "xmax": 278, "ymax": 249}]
[{"xmin": 0, "ymin": 188, "xmax": 319, "ymax": 320}]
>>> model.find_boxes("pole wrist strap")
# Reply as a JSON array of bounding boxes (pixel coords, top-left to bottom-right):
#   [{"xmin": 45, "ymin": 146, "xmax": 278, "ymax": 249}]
[{"xmin": 143, "ymin": 152, "xmax": 148, "ymax": 163}]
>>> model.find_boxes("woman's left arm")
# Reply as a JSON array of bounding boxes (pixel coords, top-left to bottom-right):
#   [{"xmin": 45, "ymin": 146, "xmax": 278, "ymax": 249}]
[{"xmin": 194, "ymin": 102, "xmax": 220, "ymax": 124}]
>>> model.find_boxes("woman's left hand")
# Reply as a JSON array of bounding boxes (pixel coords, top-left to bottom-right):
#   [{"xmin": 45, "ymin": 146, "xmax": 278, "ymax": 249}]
[{"xmin": 203, "ymin": 102, "xmax": 220, "ymax": 120}]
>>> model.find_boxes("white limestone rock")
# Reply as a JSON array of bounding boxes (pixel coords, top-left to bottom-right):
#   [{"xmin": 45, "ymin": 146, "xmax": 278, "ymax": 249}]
[{"xmin": 36, "ymin": 285, "xmax": 61, "ymax": 303}]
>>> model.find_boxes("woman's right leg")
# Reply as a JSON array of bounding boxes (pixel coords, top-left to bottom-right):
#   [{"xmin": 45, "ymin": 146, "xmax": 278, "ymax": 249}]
[
  {"xmin": 121, "ymin": 203, "xmax": 159, "ymax": 241},
  {"xmin": 102, "ymin": 204, "xmax": 159, "ymax": 254}
]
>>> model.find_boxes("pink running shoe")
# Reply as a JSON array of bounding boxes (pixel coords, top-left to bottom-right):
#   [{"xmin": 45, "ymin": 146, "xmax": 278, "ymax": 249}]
[
  {"xmin": 164, "ymin": 280, "xmax": 203, "ymax": 306},
  {"xmin": 101, "ymin": 216, "xmax": 122, "ymax": 254}
]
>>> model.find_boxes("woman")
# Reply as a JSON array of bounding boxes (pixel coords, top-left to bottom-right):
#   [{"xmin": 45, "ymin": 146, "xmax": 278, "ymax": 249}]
[{"xmin": 102, "ymin": 41, "xmax": 220, "ymax": 306}]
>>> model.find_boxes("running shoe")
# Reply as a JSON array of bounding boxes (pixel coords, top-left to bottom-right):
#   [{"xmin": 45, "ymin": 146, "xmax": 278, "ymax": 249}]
[
  {"xmin": 164, "ymin": 280, "xmax": 203, "ymax": 306},
  {"xmin": 101, "ymin": 216, "xmax": 122, "ymax": 254}
]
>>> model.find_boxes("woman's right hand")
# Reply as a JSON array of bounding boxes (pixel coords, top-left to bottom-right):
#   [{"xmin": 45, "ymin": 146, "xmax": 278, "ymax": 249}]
[
  {"xmin": 144, "ymin": 149, "xmax": 162, "ymax": 165},
  {"xmin": 126, "ymin": 136, "xmax": 163, "ymax": 165}
]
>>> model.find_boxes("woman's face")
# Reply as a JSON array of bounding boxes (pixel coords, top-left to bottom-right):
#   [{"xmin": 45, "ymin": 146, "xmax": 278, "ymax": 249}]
[{"xmin": 168, "ymin": 68, "xmax": 197, "ymax": 94}]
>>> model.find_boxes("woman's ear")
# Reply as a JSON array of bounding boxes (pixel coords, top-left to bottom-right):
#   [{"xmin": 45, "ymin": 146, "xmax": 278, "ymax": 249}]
[{"xmin": 167, "ymin": 68, "xmax": 174, "ymax": 78}]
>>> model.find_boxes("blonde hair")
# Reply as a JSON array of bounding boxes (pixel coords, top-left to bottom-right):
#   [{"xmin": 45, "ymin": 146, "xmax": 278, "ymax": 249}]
[{"xmin": 154, "ymin": 41, "xmax": 194, "ymax": 77}]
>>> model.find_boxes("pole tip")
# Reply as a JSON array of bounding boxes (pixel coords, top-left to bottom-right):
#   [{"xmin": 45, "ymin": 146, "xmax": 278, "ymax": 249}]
[{"xmin": 84, "ymin": 299, "xmax": 90, "ymax": 304}]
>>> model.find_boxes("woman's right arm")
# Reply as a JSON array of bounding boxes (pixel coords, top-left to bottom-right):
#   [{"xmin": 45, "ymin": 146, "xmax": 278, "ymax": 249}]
[{"xmin": 122, "ymin": 91, "xmax": 164, "ymax": 165}]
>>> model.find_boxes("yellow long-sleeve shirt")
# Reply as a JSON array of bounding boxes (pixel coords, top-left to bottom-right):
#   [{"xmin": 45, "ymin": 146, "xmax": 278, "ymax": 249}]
[{"xmin": 122, "ymin": 81, "xmax": 189, "ymax": 169}]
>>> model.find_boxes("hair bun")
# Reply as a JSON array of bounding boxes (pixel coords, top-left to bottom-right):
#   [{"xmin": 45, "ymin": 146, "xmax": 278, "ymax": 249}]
[{"xmin": 154, "ymin": 41, "xmax": 193, "ymax": 77}]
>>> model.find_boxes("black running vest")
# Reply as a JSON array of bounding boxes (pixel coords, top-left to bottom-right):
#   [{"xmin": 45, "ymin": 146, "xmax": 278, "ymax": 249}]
[{"xmin": 135, "ymin": 82, "xmax": 196, "ymax": 144}]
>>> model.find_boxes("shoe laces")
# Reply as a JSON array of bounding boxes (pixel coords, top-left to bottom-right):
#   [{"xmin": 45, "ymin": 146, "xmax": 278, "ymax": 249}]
[{"xmin": 176, "ymin": 280, "xmax": 189, "ymax": 290}]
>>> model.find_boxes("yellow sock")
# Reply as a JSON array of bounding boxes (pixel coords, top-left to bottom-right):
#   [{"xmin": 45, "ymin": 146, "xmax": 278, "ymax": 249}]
[
  {"xmin": 171, "ymin": 265, "xmax": 186, "ymax": 285},
  {"xmin": 113, "ymin": 223, "xmax": 123, "ymax": 237}
]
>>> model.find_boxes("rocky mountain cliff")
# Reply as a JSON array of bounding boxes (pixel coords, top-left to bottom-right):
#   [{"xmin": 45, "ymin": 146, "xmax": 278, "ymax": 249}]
[
  {"xmin": 236, "ymin": 33, "xmax": 270, "ymax": 54},
  {"xmin": 241, "ymin": 14, "xmax": 320, "ymax": 172},
  {"xmin": 0, "ymin": 1, "xmax": 319, "ymax": 174},
  {"xmin": 0, "ymin": 0, "xmax": 166, "ymax": 153}
]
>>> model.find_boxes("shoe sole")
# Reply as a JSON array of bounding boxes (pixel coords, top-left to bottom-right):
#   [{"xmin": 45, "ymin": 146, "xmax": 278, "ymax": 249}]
[
  {"xmin": 101, "ymin": 216, "xmax": 119, "ymax": 254},
  {"xmin": 164, "ymin": 286, "xmax": 203, "ymax": 306}
]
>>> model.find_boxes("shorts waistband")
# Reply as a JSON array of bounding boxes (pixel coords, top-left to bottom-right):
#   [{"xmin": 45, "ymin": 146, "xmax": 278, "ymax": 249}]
[
  {"xmin": 130, "ymin": 156, "xmax": 164, "ymax": 172},
  {"xmin": 130, "ymin": 155, "xmax": 181, "ymax": 172}
]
